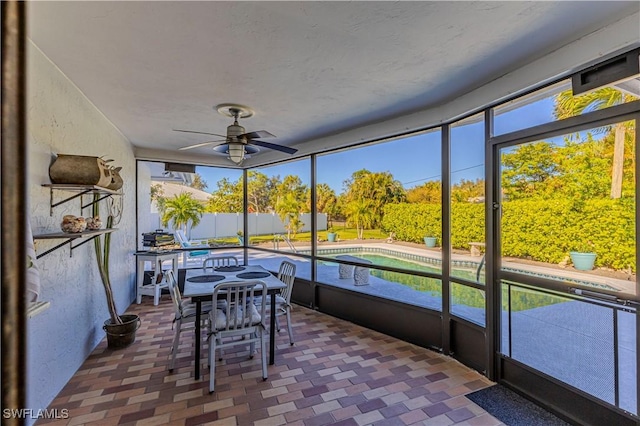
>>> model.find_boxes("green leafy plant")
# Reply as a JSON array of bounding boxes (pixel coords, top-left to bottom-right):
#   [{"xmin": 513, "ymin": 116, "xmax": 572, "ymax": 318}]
[
  {"xmin": 382, "ymin": 198, "xmax": 635, "ymax": 272},
  {"xmin": 160, "ymin": 192, "xmax": 204, "ymax": 233}
]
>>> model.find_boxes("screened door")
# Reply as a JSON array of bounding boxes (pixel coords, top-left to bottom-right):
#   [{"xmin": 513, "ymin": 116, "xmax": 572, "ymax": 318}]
[{"xmin": 492, "ymin": 107, "xmax": 638, "ymax": 422}]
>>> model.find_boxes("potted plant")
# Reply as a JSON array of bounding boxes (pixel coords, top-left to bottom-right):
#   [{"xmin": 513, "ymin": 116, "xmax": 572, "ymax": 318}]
[
  {"xmin": 237, "ymin": 230, "xmax": 244, "ymax": 245},
  {"xmin": 94, "ymin": 194, "xmax": 140, "ymax": 349},
  {"xmin": 570, "ymin": 241, "xmax": 597, "ymax": 271},
  {"xmin": 423, "ymin": 236, "xmax": 437, "ymax": 248},
  {"xmin": 327, "ymin": 228, "xmax": 337, "ymax": 242}
]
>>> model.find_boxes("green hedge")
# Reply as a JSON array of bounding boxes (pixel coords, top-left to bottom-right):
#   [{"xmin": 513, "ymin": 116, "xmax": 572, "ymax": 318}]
[
  {"xmin": 382, "ymin": 203, "xmax": 442, "ymax": 244},
  {"xmin": 382, "ymin": 198, "xmax": 636, "ymax": 272}
]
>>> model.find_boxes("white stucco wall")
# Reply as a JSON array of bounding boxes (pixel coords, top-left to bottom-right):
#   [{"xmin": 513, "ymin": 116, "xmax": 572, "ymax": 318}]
[
  {"xmin": 137, "ymin": 162, "xmax": 153, "ymax": 247},
  {"xmin": 26, "ymin": 42, "xmax": 137, "ymax": 420}
]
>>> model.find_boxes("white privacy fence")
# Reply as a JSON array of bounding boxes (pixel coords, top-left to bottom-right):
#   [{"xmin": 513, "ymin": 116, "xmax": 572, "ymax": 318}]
[{"xmin": 148, "ymin": 212, "xmax": 327, "ymax": 239}]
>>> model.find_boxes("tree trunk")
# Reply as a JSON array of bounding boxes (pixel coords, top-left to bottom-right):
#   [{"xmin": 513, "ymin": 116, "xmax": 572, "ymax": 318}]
[{"xmin": 610, "ymin": 123, "xmax": 625, "ymax": 199}]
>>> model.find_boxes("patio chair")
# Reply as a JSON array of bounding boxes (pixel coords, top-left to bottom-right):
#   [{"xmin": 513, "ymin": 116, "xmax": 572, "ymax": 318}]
[
  {"xmin": 165, "ymin": 270, "xmax": 212, "ymax": 372},
  {"xmin": 207, "ymin": 280, "xmax": 267, "ymax": 393},
  {"xmin": 202, "ymin": 256, "xmax": 239, "ymax": 271},
  {"xmin": 174, "ymin": 229, "xmax": 210, "ymax": 260},
  {"xmin": 255, "ymin": 260, "xmax": 296, "ymax": 345}
]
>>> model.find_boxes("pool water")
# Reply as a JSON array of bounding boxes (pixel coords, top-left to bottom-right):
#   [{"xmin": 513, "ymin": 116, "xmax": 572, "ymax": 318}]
[
  {"xmin": 357, "ymin": 254, "xmax": 440, "ymax": 274},
  {"xmin": 326, "ymin": 252, "xmax": 565, "ymax": 311},
  {"xmin": 323, "ymin": 253, "xmax": 483, "ymax": 306}
]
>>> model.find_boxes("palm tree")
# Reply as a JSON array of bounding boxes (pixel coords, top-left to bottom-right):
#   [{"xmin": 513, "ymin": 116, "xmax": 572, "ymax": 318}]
[
  {"xmin": 554, "ymin": 87, "xmax": 637, "ymax": 199},
  {"xmin": 189, "ymin": 173, "xmax": 208, "ymax": 191},
  {"xmin": 161, "ymin": 192, "xmax": 205, "ymax": 235},
  {"xmin": 344, "ymin": 170, "xmax": 406, "ymax": 227},
  {"xmin": 310, "ymin": 183, "xmax": 338, "ymax": 227},
  {"xmin": 275, "ymin": 192, "xmax": 303, "ymax": 239},
  {"xmin": 345, "ymin": 199, "xmax": 375, "ymax": 239}
]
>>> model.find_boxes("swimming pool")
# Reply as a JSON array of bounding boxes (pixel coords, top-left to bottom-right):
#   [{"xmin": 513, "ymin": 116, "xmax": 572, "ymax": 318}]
[
  {"xmin": 317, "ymin": 252, "xmax": 483, "ymax": 307},
  {"xmin": 310, "ymin": 246, "xmax": 617, "ymax": 292},
  {"xmin": 309, "ymin": 246, "xmax": 619, "ymax": 318}
]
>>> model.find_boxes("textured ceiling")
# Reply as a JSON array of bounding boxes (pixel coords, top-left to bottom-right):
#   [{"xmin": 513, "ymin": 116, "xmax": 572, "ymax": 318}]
[{"xmin": 27, "ymin": 1, "xmax": 639, "ymax": 167}]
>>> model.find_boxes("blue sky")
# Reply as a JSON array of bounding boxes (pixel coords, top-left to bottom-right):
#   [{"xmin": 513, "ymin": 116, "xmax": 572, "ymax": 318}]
[{"xmin": 197, "ymin": 96, "xmax": 559, "ymax": 194}]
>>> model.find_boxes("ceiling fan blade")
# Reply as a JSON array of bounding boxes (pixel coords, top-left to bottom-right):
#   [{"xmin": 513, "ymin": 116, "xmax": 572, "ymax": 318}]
[
  {"xmin": 249, "ymin": 139, "xmax": 298, "ymax": 155},
  {"xmin": 178, "ymin": 140, "xmax": 225, "ymax": 150},
  {"xmin": 242, "ymin": 130, "xmax": 275, "ymax": 140},
  {"xmin": 173, "ymin": 129, "xmax": 228, "ymax": 138}
]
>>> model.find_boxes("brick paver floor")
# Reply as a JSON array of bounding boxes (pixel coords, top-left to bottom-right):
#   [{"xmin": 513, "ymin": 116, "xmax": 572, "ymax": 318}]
[{"xmin": 37, "ymin": 298, "xmax": 501, "ymax": 425}]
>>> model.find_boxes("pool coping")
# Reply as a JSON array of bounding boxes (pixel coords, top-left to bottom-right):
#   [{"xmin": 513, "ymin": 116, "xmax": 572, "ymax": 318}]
[{"xmin": 299, "ymin": 245, "xmax": 622, "ymax": 292}]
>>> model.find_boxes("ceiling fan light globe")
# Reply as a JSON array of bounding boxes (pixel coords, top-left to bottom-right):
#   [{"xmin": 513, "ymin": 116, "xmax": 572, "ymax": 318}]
[{"xmin": 228, "ymin": 143, "xmax": 245, "ymax": 165}]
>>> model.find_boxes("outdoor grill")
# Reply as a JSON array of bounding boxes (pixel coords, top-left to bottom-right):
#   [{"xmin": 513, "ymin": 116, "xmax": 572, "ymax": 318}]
[{"xmin": 142, "ymin": 230, "xmax": 175, "ymax": 247}]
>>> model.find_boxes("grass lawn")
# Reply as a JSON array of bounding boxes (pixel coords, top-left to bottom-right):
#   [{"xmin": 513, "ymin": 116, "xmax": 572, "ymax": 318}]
[{"xmin": 210, "ymin": 227, "xmax": 389, "ymax": 244}]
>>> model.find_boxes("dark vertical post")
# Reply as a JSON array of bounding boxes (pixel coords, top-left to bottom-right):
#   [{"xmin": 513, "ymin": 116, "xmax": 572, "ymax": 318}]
[
  {"xmin": 1, "ymin": 1, "xmax": 27, "ymax": 422},
  {"xmin": 484, "ymin": 108, "xmax": 498, "ymax": 380},
  {"xmin": 135, "ymin": 160, "xmax": 139, "ymax": 251},
  {"xmin": 441, "ymin": 125, "xmax": 451, "ymax": 354},
  {"xmin": 310, "ymin": 154, "xmax": 317, "ymax": 309},
  {"xmin": 613, "ymin": 308, "xmax": 619, "ymax": 407},
  {"xmin": 242, "ymin": 168, "xmax": 248, "ymax": 264},
  {"xmin": 635, "ymin": 112, "xmax": 639, "ymax": 418},
  {"xmin": 507, "ymin": 284, "xmax": 512, "ymax": 357}
]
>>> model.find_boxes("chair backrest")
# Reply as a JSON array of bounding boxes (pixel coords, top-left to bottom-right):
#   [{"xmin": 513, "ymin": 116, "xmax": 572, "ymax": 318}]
[
  {"xmin": 164, "ymin": 270, "xmax": 183, "ymax": 318},
  {"xmin": 174, "ymin": 229, "xmax": 188, "ymax": 247},
  {"xmin": 277, "ymin": 260, "xmax": 296, "ymax": 303},
  {"xmin": 212, "ymin": 280, "xmax": 266, "ymax": 332},
  {"xmin": 203, "ymin": 256, "xmax": 239, "ymax": 271}
]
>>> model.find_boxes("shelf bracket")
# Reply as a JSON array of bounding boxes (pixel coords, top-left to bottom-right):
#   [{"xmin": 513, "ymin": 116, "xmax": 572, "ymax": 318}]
[
  {"xmin": 35, "ymin": 234, "xmax": 103, "ymax": 259},
  {"xmin": 80, "ymin": 194, "xmax": 112, "ymax": 211},
  {"xmin": 70, "ymin": 234, "xmax": 103, "ymax": 253},
  {"xmin": 49, "ymin": 188, "xmax": 92, "ymax": 216},
  {"xmin": 36, "ymin": 239, "xmax": 72, "ymax": 259},
  {"xmin": 45, "ymin": 185, "xmax": 118, "ymax": 216}
]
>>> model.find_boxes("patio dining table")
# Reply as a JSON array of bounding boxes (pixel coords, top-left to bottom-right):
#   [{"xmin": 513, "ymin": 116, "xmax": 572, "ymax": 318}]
[{"xmin": 183, "ymin": 264, "xmax": 286, "ymax": 380}]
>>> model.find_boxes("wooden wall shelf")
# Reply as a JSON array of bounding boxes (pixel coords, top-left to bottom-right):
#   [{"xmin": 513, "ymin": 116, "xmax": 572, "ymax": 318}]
[
  {"xmin": 33, "ymin": 228, "xmax": 117, "ymax": 259},
  {"xmin": 35, "ymin": 184, "xmax": 121, "ymax": 258},
  {"xmin": 27, "ymin": 301, "xmax": 51, "ymax": 318}
]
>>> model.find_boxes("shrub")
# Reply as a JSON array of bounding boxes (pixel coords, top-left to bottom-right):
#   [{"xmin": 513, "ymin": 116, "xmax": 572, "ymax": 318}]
[
  {"xmin": 382, "ymin": 198, "xmax": 635, "ymax": 272},
  {"xmin": 382, "ymin": 204, "xmax": 441, "ymax": 243}
]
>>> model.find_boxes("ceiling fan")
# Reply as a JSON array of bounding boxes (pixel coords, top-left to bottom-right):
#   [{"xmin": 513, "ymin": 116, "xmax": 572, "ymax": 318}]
[{"xmin": 175, "ymin": 104, "xmax": 298, "ymax": 165}]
